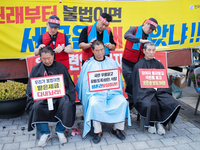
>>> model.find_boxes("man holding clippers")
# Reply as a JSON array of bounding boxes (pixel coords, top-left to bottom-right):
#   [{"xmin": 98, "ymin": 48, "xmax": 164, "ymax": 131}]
[
  {"xmin": 34, "ymin": 15, "xmax": 73, "ymax": 69},
  {"xmin": 122, "ymin": 18, "xmax": 158, "ymax": 110},
  {"xmin": 78, "ymin": 13, "xmax": 116, "ymax": 65}
]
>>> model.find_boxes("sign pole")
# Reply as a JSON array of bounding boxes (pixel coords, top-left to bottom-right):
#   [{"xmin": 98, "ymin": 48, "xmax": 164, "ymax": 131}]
[{"xmin": 47, "ymin": 98, "xmax": 54, "ymax": 110}]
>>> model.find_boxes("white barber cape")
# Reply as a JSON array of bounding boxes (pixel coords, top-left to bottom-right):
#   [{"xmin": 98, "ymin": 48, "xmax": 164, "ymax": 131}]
[{"xmin": 76, "ymin": 56, "xmax": 131, "ymax": 138}]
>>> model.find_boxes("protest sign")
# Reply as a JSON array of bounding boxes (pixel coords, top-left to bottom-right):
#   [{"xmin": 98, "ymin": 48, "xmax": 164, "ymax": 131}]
[
  {"xmin": 88, "ymin": 69, "xmax": 120, "ymax": 92},
  {"xmin": 30, "ymin": 74, "xmax": 65, "ymax": 101},
  {"xmin": 139, "ymin": 69, "xmax": 169, "ymax": 88},
  {"xmin": 26, "ymin": 55, "xmax": 40, "ymax": 76}
]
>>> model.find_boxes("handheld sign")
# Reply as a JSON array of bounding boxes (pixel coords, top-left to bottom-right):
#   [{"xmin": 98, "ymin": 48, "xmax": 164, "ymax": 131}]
[
  {"xmin": 139, "ymin": 69, "xmax": 169, "ymax": 88},
  {"xmin": 26, "ymin": 55, "xmax": 41, "ymax": 77},
  {"xmin": 30, "ymin": 74, "xmax": 65, "ymax": 110},
  {"xmin": 87, "ymin": 69, "xmax": 120, "ymax": 92}
]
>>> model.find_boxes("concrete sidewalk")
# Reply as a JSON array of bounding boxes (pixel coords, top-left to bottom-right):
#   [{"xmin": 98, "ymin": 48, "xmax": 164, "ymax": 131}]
[
  {"xmin": 1, "ymin": 96, "xmax": 200, "ymax": 150},
  {"xmin": 1, "ymin": 69, "xmax": 200, "ymax": 150}
]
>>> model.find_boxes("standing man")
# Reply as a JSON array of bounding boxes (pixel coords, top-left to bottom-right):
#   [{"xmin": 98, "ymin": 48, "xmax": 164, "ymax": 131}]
[
  {"xmin": 34, "ymin": 15, "xmax": 73, "ymax": 69},
  {"xmin": 122, "ymin": 18, "xmax": 158, "ymax": 109},
  {"xmin": 79, "ymin": 13, "xmax": 116, "ymax": 64}
]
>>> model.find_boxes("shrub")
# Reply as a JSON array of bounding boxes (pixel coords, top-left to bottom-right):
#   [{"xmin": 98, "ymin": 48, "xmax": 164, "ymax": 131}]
[
  {"xmin": 0, "ymin": 81, "xmax": 27, "ymax": 100},
  {"xmin": 189, "ymin": 71, "xmax": 195, "ymax": 82}
]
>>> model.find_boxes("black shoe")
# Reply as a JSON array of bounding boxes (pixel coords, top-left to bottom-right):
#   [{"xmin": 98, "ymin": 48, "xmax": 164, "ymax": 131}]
[
  {"xmin": 92, "ymin": 132, "xmax": 103, "ymax": 144},
  {"xmin": 111, "ymin": 129, "xmax": 125, "ymax": 140}
]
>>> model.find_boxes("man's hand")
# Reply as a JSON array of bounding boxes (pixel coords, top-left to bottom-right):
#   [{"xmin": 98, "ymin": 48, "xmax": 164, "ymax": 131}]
[
  {"xmin": 34, "ymin": 44, "xmax": 46, "ymax": 55},
  {"xmin": 38, "ymin": 44, "xmax": 46, "ymax": 50},
  {"xmin": 140, "ymin": 39, "xmax": 151, "ymax": 43},
  {"xmin": 54, "ymin": 45, "xmax": 63, "ymax": 53},
  {"xmin": 89, "ymin": 37, "xmax": 96, "ymax": 47},
  {"xmin": 79, "ymin": 37, "xmax": 96, "ymax": 49},
  {"xmin": 104, "ymin": 42, "xmax": 115, "ymax": 51}
]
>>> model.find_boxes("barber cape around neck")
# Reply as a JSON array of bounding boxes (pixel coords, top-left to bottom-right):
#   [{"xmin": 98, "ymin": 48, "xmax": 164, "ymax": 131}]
[
  {"xmin": 132, "ymin": 25, "xmax": 151, "ymax": 50},
  {"xmin": 88, "ymin": 21, "xmax": 110, "ymax": 55}
]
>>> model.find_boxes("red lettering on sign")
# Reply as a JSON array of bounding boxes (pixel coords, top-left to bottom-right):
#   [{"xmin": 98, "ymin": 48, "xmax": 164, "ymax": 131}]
[
  {"xmin": 6, "ymin": 7, "xmax": 15, "ymax": 23},
  {"xmin": 15, "ymin": 7, "xmax": 24, "ymax": 24},
  {"xmin": 42, "ymin": 5, "xmax": 57, "ymax": 22},
  {"xmin": 25, "ymin": 6, "xmax": 41, "ymax": 23},
  {"xmin": 113, "ymin": 27, "xmax": 123, "ymax": 49},
  {"xmin": 36, "ymin": 89, "xmax": 61, "ymax": 97},
  {"xmin": 102, "ymin": 82, "xmax": 117, "ymax": 88},
  {"xmin": 37, "ymin": 92, "xmax": 42, "ymax": 97},
  {"xmin": 0, "ymin": 7, "xmax": 5, "ymax": 24}
]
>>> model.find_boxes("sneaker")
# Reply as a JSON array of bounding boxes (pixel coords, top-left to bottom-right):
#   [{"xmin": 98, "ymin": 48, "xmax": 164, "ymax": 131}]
[
  {"xmin": 38, "ymin": 134, "xmax": 51, "ymax": 147},
  {"xmin": 148, "ymin": 126, "xmax": 157, "ymax": 134},
  {"xmin": 56, "ymin": 132, "xmax": 68, "ymax": 144},
  {"xmin": 157, "ymin": 123, "xmax": 165, "ymax": 135}
]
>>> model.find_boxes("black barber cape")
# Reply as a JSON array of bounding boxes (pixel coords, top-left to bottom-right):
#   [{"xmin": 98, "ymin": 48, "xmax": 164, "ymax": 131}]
[
  {"xmin": 126, "ymin": 58, "xmax": 181, "ymax": 126},
  {"xmin": 26, "ymin": 61, "xmax": 76, "ymax": 131}
]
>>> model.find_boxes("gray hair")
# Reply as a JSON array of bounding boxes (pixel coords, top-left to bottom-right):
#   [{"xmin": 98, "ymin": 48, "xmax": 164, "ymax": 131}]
[{"xmin": 143, "ymin": 42, "xmax": 155, "ymax": 50}]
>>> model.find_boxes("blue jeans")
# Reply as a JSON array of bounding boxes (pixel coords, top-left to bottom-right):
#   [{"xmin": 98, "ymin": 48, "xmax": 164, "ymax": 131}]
[{"xmin": 36, "ymin": 121, "xmax": 66, "ymax": 136}]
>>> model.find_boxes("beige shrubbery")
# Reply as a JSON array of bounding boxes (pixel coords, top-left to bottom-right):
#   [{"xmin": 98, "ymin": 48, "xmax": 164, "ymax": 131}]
[{"xmin": 0, "ymin": 81, "xmax": 27, "ymax": 100}]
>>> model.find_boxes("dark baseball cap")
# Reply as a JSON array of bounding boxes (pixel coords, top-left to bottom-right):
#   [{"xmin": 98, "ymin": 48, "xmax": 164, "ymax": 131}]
[
  {"xmin": 47, "ymin": 15, "xmax": 60, "ymax": 28},
  {"xmin": 147, "ymin": 18, "xmax": 158, "ymax": 31}
]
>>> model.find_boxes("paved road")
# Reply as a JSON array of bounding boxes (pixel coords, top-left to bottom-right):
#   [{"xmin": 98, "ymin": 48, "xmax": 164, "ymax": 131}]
[{"xmin": 1, "ymin": 103, "xmax": 200, "ymax": 150}]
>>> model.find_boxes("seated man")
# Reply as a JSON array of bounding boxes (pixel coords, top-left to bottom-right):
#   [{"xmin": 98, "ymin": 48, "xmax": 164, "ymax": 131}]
[
  {"xmin": 76, "ymin": 40, "xmax": 131, "ymax": 143},
  {"xmin": 126, "ymin": 42, "xmax": 181, "ymax": 135},
  {"xmin": 26, "ymin": 46, "xmax": 76, "ymax": 147}
]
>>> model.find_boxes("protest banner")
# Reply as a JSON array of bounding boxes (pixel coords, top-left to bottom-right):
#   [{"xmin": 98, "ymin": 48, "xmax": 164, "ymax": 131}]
[
  {"xmin": 0, "ymin": 0, "xmax": 199, "ymax": 59},
  {"xmin": 26, "ymin": 55, "xmax": 40, "ymax": 76}
]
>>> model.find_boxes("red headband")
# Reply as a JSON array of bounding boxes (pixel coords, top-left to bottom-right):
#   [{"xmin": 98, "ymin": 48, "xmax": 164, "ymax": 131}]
[
  {"xmin": 146, "ymin": 19, "xmax": 158, "ymax": 28},
  {"xmin": 99, "ymin": 16, "xmax": 110, "ymax": 25},
  {"xmin": 47, "ymin": 18, "xmax": 61, "ymax": 24}
]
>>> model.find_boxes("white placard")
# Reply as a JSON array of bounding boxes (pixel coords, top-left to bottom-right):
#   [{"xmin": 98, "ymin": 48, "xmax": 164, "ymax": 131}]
[
  {"xmin": 30, "ymin": 74, "xmax": 65, "ymax": 101},
  {"xmin": 87, "ymin": 69, "xmax": 120, "ymax": 92}
]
